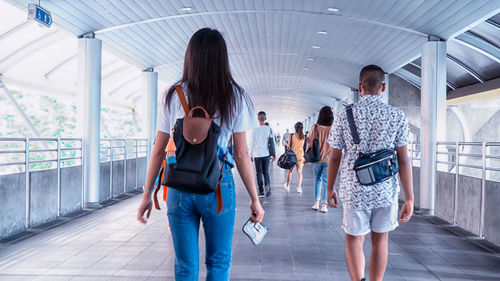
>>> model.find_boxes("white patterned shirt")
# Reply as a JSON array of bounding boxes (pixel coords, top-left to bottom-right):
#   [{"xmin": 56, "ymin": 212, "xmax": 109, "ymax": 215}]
[{"xmin": 328, "ymin": 95, "xmax": 409, "ymax": 210}]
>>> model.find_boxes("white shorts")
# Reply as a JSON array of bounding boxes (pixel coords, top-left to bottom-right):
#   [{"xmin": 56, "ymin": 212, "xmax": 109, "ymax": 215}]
[{"xmin": 342, "ymin": 196, "xmax": 399, "ymax": 236}]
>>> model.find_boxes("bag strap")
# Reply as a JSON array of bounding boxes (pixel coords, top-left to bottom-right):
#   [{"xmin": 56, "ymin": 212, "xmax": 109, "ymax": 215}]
[
  {"xmin": 175, "ymin": 86, "xmax": 190, "ymax": 116},
  {"xmin": 346, "ymin": 104, "xmax": 361, "ymax": 145},
  {"xmin": 153, "ymin": 159, "xmax": 166, "ymax": 210},
  {"xmin": 290, "ymin": 133, "xmax": 294, "ymax": 148},
  {"xmin": 216, "ymin": 137, "xmax": 232, "ymax": 214}
]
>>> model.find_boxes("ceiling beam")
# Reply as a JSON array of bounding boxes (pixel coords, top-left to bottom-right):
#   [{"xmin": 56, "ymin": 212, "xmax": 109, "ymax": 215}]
[
  {"xmin": 454, "ymin": 31, "xmax": 500, "ymax": 63},
  {"xmin": 93, "ymin": 10, "xmax": 427, "ymax": 37},
  {"xmin": 408, "ymin": 61, "xmax": 457, "ymax": 90},
  {"xmin": 394, "ymin": 69, "xmax": 421, "ymax": 89},
  {"xmin": 446, "ymin": 54, "xmax": 485, "ymax": 83}
]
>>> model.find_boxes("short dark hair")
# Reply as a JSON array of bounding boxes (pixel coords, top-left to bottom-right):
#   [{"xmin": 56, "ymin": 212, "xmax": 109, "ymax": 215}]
[
  {"xmin": 257, "ymin": 111, "xmax": 266, "ymax": 116},
  {"xmin": 316, "ymin": 106, "xmax": 334, "ymax": 126},
  {"xmin": 359, "ymin": 64, "xmax": 385, "ymax": 93}
]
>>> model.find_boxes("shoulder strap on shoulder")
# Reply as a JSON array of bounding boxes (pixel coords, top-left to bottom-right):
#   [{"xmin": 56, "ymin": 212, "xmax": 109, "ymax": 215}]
[
  {"xmin": 175, "ymin": 86, "xmax": 190, "ymax": 116},
  {"xmin": 345, "ymin": 104, "xmax": 360, "ymax": 145}
]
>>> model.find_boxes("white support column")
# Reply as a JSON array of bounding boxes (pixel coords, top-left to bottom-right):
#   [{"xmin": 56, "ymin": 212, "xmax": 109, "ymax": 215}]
[
  {"xmin": 78, "ymin": 35, "xmax": 102, "ymax": 208},
  {"xmin": 348, "ymin": 89, "xmax": 360, "ymax": 104},
  {"xmin": 333, "ymin": 99, "xmax": 340, "ymax": 116},
  {"xmin": 420, "ymin": 40, "xmax": 447, "ymax": 216},
  {"xmin": 142, "ymin": 69, "xmax": 159, "ymax": 163},
  {"xmin": 382, "ymin": 73, "xmax": 389, "ymax": 104}
]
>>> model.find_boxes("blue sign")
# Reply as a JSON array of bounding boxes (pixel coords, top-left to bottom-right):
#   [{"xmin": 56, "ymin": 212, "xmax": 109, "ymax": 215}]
[{"xmin": 34, "ymin": 5, "xmax": 52, "ymax": 28}]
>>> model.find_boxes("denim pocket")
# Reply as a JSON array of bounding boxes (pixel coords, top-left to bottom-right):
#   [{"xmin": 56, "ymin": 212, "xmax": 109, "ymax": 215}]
[
  {"xmin": 206, "ymin": 181, "xmax": 234, "ymax": 214},
  {"xmin": 166, "ymin": 188, "xmax": 182, "ymax": 210}
]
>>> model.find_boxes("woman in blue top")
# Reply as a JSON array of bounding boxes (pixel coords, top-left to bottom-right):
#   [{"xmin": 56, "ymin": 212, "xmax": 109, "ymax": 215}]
[{"xmin": 137, "ymin": 28, "xmax": 265, "ymax": 281}]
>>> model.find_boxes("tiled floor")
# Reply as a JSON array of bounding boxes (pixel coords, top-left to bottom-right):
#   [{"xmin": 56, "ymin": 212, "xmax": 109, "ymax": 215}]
[{"xmin": 0, "ymin": 163, "xmax": 499, "ymax": 280}]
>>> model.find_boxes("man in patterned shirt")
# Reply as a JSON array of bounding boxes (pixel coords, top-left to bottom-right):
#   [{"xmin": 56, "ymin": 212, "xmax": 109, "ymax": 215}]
[{"xmin": 326, "ymin": 65, "xmax": 414, "ymax": 281}]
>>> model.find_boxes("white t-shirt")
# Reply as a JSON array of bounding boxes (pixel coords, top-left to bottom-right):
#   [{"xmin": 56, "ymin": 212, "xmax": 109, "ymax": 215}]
[
  {"xmin": 251, "ymin": 125, "xmax": 274, "ymax": 158},
  {"xmin": 157, "ymin": 84, "xmax": 258, "ymax": 166}
]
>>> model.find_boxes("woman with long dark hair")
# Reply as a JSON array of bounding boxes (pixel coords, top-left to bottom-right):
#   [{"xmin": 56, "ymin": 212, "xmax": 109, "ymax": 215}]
[
  {"xmin": 306, "ymin": 106, "xmax": 334, "ymax": 213},
  {"xmin": 137, "ymin": 28, "xmax": 265, "ymax": 281},
  {"xmin": 284, "ymin": 122, "xmax": 306, "ymax": 193}
]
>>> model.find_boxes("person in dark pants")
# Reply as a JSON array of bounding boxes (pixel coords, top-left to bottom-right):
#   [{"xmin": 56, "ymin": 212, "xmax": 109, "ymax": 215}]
[{"xmin": 251, "ymin": 111, "xmax": 276, "ymax": 197}]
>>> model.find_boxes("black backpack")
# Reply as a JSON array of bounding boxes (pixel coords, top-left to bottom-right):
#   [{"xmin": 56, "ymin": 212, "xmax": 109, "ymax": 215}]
[
  {"xmin": 305, "ymin": 124, "xmax": 321, "ymax": 162},
  {"xmin": 161, "ymin": 86, "xmax": 227, "ymax": 213},
  {"xmin": 268, "ymin": 128, "xmax": 276, "ymax": 157},
  {"xmin": 278, "ymin": 134, "xmax": 298, "ymax": 169}
]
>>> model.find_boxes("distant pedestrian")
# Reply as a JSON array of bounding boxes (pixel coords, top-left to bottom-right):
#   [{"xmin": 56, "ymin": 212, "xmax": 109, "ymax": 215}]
[
  {"xmin": 251, "ymin": 111, "xmax": 276, "ymax": 197},
  {"xmin": 282, "ymin": 129, "xmax": 290, "ymax": 148},
  {"xmin": 284, "ymin": 122, "xmax": 305, "ymax": 193},
  {"xmin": 306, "ymin": 106, "xmax": 333, "ymax": 213}
]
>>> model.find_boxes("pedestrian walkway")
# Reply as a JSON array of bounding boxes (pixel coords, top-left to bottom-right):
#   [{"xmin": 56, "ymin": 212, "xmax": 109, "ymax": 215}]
[{"xmin": 0, "ymin": 164, "xmax": 499, "ymax": 280}]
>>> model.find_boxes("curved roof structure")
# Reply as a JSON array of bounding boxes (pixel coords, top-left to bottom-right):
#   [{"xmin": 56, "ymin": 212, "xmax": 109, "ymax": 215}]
[{"xmin": 1, "ymin": 0, "xmax": 499, "ymax": 125}]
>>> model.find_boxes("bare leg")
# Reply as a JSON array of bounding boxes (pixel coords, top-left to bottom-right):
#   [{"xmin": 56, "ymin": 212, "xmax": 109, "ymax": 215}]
[
  {"xmin": 286, "ymin": 168, "xmax": 293, "ymax": 187},
  {"xmin": 369, "ymin": 232, "xmax": 389, "ymax": 281},
  {"xmin": 297, "ymin": 165, "xmax": 303, "ymax": 189},
  {"xmin": 345, "ymin": 234, "xmax": 365, "ymax": 281}
]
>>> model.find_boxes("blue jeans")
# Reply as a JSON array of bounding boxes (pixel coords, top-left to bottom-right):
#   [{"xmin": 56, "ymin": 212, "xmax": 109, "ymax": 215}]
[
  {"xmin": 312, "ymin": 162, "xmax": 328, "ymax": 204},
  {"xmin": 167, "ymin": 166, "xmax": 236, "ymax": 281}
]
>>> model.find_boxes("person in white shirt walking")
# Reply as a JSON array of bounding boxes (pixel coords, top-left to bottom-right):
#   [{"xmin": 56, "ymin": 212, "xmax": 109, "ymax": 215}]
[{"xmin": 251, "ymin": 111, "xmax": 276, "ymax": 197}]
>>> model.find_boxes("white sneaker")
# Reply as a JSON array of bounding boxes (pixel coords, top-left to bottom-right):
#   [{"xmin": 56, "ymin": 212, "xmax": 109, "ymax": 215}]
[
  {"xmin": 297, "ymin": 188, "xmax": 302, "ymax": 194},
  {"xmin": 283, "ymin": 183, "xmax": 290, "ymax": 192},
  {"xmin": 312, "ymin": 204, "xmax": 319, "ymax": 210},
  {"xmin": 320, "ymin": 204, "xmax": 328, "ymax": 213}
]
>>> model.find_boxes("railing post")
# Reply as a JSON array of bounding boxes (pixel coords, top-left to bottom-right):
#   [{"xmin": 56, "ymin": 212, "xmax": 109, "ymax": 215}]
[
  {"xmin": 81, "ymin": 138, "xmax": 84, "ymax": 209},
  {"xmin": 25, "ymin": 137, "xmax": 30, "ymax": 229},
  {"xmin": 135, "ymin": 139, "xmax": 138, "ymax": 189},
  {"xmin": 110, "ymin": 139, "xmax": 113, "ymax": 199},
  {"xmin": 453, "ymin": 141, "xmax": 459, "ymax": 226},
  {"xmin": 123, "ymin": 139, "xmax": 127, "ymax": 194},
  {"xmin": 57, "ymin": 137, "xmax": 61, "ymax": 217},
  {"xmin": 479, "ymin": 142, "xmax": 486, "ymax": 238},
  {"xmin": 410, "ymin": 141, "xmax": 413, "ymax": 166}
]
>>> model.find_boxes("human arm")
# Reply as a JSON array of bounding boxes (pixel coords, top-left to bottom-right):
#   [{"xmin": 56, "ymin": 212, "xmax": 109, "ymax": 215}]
[
  {"xmin": 233, "ymin": 132, "xmax": 265, "ymax": 222},
  {"xmin": 396, "ymin": 145, "xmax": 414, "ymax": 222},
  {"xmin": 326, "ymin": 148, "xmax": 342, "ymax": 208},
  {"xmin": 137, "ymin": 131, "xmax": 169, "ymax": 223}
]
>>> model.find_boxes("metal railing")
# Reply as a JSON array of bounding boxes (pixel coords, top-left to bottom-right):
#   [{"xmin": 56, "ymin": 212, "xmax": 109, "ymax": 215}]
[
  {"xmin": 409, "ymin": 141, "xmax": 500, "ymax": 237},
  {"xmin": 0, "ymin": 137, "xmax": 147, "ymax": 230},
  {"xmin": 100, "ymin": 138, "xmax": 147, "ymax": 196},
  {"xmin": 0, "ymin": 137, "xmax": 83, "ymax": 228}
]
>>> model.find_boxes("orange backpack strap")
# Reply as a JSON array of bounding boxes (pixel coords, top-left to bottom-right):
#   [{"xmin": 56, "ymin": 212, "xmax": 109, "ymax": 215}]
[
  {"xmin": 175, "ymin": 86, "xmax": 190, "ymax": 116},
  {"xmin": 153, "ymin": 159, "xmax": 166, "ymax": 210}
]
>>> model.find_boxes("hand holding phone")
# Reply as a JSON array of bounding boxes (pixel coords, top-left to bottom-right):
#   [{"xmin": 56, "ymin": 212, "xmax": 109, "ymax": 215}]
[{"xmin": 242, "ymin": 218, "xmax": 268, "ymax": 245}]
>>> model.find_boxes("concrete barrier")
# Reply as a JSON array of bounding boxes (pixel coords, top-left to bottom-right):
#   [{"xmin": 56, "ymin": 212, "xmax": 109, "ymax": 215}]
[
  {"xmin": 0, "ymin": 157, "xmax": 144, "ymax": 241},
  {"xmin": 137, "ymin": 157, "xmax": 147, "ymax": 187},
  {"xmin": 100, "ymin": 162, "xmax": 111, "ymax": 202},
  {"xmin": 456, "ymin": 175, "xmax": 482, "ymax": 236},
  {"xmin": 126, "ymin": 159, "xmax": 137, "ymax": 192},
  {"xmin": 0, "ymin": 172, "xmax": 26, "ymax": 239},
  {"xmin": 483, "ymin": 180, "xmax": 500, "ymax": 245},
  {"xmin": 435, "ymin": 171, "xmax": 455, "ymax": 224},
  {"xmin": 29, "ymin": 169, "xmax": 58, "ymax": 227},
  {"xmin": 60, "ymin": 166, "xmax": 82, "ymax": 216},
  {"xmin": 112, "ymin": 160, "xmax": 125, "ymax": 197}
]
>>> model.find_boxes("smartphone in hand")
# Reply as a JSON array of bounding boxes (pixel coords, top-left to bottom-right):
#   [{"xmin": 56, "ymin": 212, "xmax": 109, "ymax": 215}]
[{"xmin": 242, "ymin": 218, "xmax": 268, "ymax": 245}]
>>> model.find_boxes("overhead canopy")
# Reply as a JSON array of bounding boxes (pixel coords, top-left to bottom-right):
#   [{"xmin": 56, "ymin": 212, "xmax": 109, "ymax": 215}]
[{"xmin": 2, "ymin": 0, "xmax": 500, "ymax": 123}]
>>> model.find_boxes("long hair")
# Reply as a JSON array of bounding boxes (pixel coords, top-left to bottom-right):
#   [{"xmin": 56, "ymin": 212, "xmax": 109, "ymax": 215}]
[
  {"xmin": 316, "ymin": 106, "xmax": 334, "ymax": 126},
  {"xmin": 165, "ymin": 28, "xmax": 244, "ymax": 126},
  {"xmin": 294, "ymin": 122, "xmax": 304, "ymax": 140}
]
